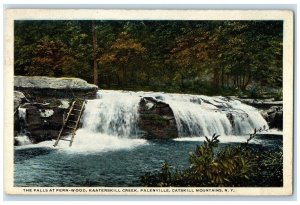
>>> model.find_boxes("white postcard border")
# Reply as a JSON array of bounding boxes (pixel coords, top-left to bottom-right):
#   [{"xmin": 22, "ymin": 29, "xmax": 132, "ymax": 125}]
[{"xmin": 4, "ymin": 9, "xmax": 294, "ymax": 196}]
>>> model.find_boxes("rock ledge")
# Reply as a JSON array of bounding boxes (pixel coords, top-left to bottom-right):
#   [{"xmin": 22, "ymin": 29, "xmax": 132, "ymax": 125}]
[{"xmin": 14, "ymin": 76, "xmax": 98, "ymax": 99}]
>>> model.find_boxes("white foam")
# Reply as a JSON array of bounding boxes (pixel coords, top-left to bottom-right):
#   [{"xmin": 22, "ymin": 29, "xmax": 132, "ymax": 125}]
[
  {"xmin": 15, "ymin": 135, "xmax": 32, "ymax": 146},
  {"xmin": 18, "ymin": 107, "xmax": 26, "ymax": 120},
  {"xmin": 59, "ymin": 100, "xmax": 70, "ymax": 109},
  {"xmin": 173, "ymin": 135, "xmax": 262, "ymax": 144},
  {"xmin": 57, "ymin": 130, "xmax": 148, "ymax": 154}
]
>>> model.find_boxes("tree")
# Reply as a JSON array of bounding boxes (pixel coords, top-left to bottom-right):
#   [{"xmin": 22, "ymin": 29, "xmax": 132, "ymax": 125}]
[
  {"xmin": 14, "ymin": 20, "xmax": 283, "ymax": 97},
  {"xmin": 99, "ymin": 30, "xmax": 146, "ymax": 87},
  {"xmin": 92, "ymin": 21, "xmax": 99, "ymax": 86},
  {"xmin": 26, "ymin": 37, "xmax": 69, "ymax": 77}
]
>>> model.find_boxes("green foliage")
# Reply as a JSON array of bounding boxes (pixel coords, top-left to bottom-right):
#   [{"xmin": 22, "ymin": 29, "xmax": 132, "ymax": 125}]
[
  {"xmin": 140, "ymin": 127, "xmax": 283, "ymax": 187},
  {"xmin": 273, "ymin": 88, "xmax": 283, "ymax": 101},
  {"xmin": 14, "ymin": 20, "xmax": 283, "ymax": 97}
]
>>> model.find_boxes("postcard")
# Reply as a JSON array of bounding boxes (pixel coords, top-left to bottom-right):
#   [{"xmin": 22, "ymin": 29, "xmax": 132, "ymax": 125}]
[{"xmin": 4, "ymin": 9, "xmax": 294, "ymax": 195}]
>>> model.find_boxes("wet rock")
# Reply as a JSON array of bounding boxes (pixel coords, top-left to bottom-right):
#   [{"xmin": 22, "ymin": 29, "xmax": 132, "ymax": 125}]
[
  {"xmin": 15, "ymin": 101, "xmax": 70, "ymax": 143},
  {"xmin": 261, "ymin": 106, "xmax": 283, "ymax": 130},
  {"xmin": 228, "ymin": 96, "xmax": 282, "ymax": 109},
  {"xmin": 228, "ymin": 96, "xmax": 283, "ymax": 130},
  {"xmin": 138, "ymin": 97, "xmax": 178, "ymax": 139},
  {"xmin": 14, "ymin": 91, "xmax": 29, "ymax": 111},
  {"xmin": 13, "ymin": 76, "xmax": 96, "ymax": 144}
]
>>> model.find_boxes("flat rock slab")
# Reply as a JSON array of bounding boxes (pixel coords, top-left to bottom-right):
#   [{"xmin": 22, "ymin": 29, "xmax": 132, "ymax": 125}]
[
  {"xmin": 14, "ymin": 76, "xmax": 98, "ymax": 90},
  {"xmin": 14, "ymin": 76, "xmax": 98, "ymax": 99},
  {"xmin": 228, "ymin": 96, "xmax": 282, "ymax": 109}
]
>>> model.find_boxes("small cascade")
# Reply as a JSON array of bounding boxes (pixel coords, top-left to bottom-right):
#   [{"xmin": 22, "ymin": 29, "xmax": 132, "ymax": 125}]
[
  {"xmin": 15, "ymin": 107, "xmax": 32, "ymax": 145},
  {"xmin": 15, "ymin": 135, "xmax": 31, "ymax": 146},
  {"xmin": 18, "ymin": 107, "xmax": 26, "ymax": 121}
]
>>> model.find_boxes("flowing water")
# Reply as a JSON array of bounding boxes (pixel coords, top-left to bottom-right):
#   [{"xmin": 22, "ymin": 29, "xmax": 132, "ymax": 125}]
[
  {"xmin": 15, "ymin": 108, "xmax": 32, "ymax": 145},
  {"xmin": 14, "ymin": 90, "xmax": 280, "ymax": 187}
]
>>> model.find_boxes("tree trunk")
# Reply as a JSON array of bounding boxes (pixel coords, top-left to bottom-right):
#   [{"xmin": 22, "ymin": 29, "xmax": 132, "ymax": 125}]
[
  {"xmin": 213, "ymin": 67, "xmax": 219, "ymax": 87},
  {"xmin": 92, "ymin": 21, "xmax": 98, "ymax": 86},
  {"xmin": 107, "ymin": 74, "xmax": 111, "ymax": 87},
  {"xmin": 116, "ymin": 73, "xmax": 121, "ymax": 87},
  {"xmin": 241, "ymin": 72, "xmax": 252, "ymax": 90},
  {"xmin": 181, "ymin": 74, "xmax": 184, "ymax": 90},
  {"xmin": 226, "ymin": 74, "xmax": 229, "ymax": 87},
  {"xmin": 221, "ymin": 67, "xmax": 224, "ymax": 88},
  {"xmin": 122, "ymin": 65, "xmax": 127, "ymax": 87}
]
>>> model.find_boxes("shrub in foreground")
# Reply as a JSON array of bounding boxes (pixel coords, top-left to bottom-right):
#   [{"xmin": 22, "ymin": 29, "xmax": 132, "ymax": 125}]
[{"xmin": 140, "ymin": 128, "xmax": 283, "ymax": 187}]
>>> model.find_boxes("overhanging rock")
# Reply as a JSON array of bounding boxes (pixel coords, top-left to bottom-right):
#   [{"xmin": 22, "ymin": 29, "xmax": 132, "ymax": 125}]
[{"xmin": 14, "ymin": 76, "xmax": 98, "ymax": 99}]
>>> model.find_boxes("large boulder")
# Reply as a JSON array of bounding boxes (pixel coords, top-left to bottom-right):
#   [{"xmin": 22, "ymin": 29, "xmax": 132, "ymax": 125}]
[
  {"xmin": 14, "ymin": 76, "xmax": 97, "ymax": 145},
  {"xmin": 15, "ymin": 100, "xmax": 71, "ymax": 143},
  {"xmin": 138, "ymin": 97, "xmax": 178, "ymax": 139},
  {"xmin": 261, "ymin": 106, "xmax": 283, "ymax": 130},
  {"xmin": 14, "ymin": 91, "xmax": 28, "ymax": 111},
  {"xmin": 14, "ymin": 76, "xmax": 98, "ymax": 99}
]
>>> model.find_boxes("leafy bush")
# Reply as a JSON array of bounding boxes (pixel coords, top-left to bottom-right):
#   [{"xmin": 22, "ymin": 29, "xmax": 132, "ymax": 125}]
[
  {"xmin": 140, "ymin": 128, "xmax": 283, "ymax": 187},
  {"xmin": 273, "ymin": 88, "xmax": 283, "ymax": 101}
]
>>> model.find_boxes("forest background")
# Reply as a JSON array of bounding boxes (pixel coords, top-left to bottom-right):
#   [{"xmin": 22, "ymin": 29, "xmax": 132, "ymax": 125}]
[{"xmin": 14, "ymin": 20, "xmax": 283, "ymax": 98}]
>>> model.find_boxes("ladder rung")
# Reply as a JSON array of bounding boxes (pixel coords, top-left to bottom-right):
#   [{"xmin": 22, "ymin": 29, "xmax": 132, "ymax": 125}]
[
  {"xmin": 66, "ymin": 126, "xmax": 75, "ymax": 129},
  {"xmin": 60, "ymin": 139, "xmax": 71, "ymax": 141},
  {"xmin": 54, "ymin": 99, "xmax": 85, "ymax": 147},
  {"xmin": 68, "ymin": 120, "xmax": 77, "ymax": 123},
  {"xmin": 63, "ymin": 130, "xmax": 72, "ymax": 133}
]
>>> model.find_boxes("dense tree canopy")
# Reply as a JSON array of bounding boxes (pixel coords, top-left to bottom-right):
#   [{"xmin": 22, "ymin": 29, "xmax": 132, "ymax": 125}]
[{"xmin": 14, "ymin": 20, "xmax": 283, "ymax": 97}]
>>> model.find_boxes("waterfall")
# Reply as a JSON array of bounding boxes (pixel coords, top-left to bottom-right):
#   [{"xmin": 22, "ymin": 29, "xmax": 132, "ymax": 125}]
[
  {"xmin": 15, "ymin": 107, "xmax": 32, "ymax": 145},
  {"xmin": 15, "ymin": 135, "xmax": 31, "ymax": 146},
  {"xmin": 67, "ymin": 90, "xmax": 146, "ymax": 152},
  {"xmin": 162, "ymin": 94, "xmax": 233, "ymax": 137},
  {"xmin": 81, "ymin": 90, "xmax": 141, "ymax": 137},
  {"xmin": 15, "ymin": 90, "xmax": 268, "ymax": 150},
  {"xmin": 18, "ymin": 107, "xmax": 26, "ymax": 120},
  {"xmin": 160, "ymin": 94, "xmax": 268, "ymax": 137},
  {"xmin": 78, "ymin": 90, "xmax": 268, "ymax": 138}
]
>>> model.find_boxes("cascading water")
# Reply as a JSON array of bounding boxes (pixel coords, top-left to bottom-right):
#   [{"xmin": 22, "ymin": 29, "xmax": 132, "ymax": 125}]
[
  {"xmin": 161, "ymin": 94, "xmax": 233, "ymax": 137},
  {"xmin": 14, "ymin": 90, "xmax": 279, "ymax": 188},
  {"xmin": 53, "ymin": 90, "xmax": 269, "ymax": 151},
  {"xmin": 18, "ymin": 107, "xmax": 26, "ymax": 120},
  {"xmin": 68, "ymin": 90, "xmax": 146, "ymax": 152},
  {"xmin": 159, "ymin": 94, "xmax": 269, "ymax": 137},
  {"xmin": 15, "ymin": 107, "xmax": 31, "ymax": 145},
  {"xmin": 82, "ymin": 91, "xmax": 140, "ymax": 137},
  {"xmin": 77, "ymin": 90, "xmax": 268, "ymax": 139}
]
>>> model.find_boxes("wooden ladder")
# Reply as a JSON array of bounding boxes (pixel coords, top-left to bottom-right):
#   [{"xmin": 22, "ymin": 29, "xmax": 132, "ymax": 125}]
[{"xmin": 53, "ymin": 99, "xmax": 86, "ymax": 147}]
